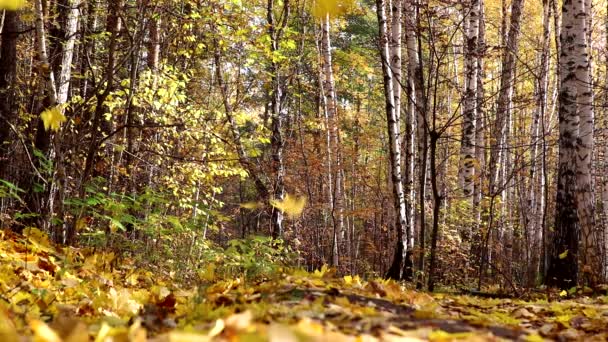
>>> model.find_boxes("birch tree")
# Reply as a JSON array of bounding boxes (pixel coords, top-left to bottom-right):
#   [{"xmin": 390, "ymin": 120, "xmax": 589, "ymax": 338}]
[
  {"xmin": 526, "ymin": 0, "xmax": 551, "ymax": 286},
  {"xmin": 575, "ymin": 0, "xmax": 602, "ymax": 286},
  {"xmin": 404, "ymin": 0, "xmax": 427, "ymax": 275},
  {"xmin": 319, "ymin": 13, "xmax": 344, "ymax": 266},
  {"xmin": 546, "ymin": 0, "xmax": 601, "ymax": 288},
  {"xmin": 488, "ymin": 0, "xmax": 524, "ymax": 197},
  {"xmin": 267, "ymin": 0, "xmax": 290, "ymax": 239},
  {"xmin": 378, "ymin": 0, "xmax": 410, "ymax": 280},
  {"xmin": 458, "ymin": 0, "xmax": 480, "ymax": 200}
]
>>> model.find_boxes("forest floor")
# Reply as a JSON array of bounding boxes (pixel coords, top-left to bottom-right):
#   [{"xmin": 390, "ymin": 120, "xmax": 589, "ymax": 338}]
[{"xmin": 1, "ymin": 229, "xmax": 608, "ymax": 341}]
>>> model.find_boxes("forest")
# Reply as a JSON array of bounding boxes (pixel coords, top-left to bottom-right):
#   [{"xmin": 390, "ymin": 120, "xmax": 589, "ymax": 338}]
[{"xmin": 2, "ymin": 0, "xmax": 608, "ymax": 340}]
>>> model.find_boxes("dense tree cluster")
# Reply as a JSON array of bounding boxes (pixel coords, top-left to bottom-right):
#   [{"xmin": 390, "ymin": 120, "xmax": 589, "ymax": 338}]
[{"xmin": 1, "ymin": 0, "xmax": 607, "ymax": 290}]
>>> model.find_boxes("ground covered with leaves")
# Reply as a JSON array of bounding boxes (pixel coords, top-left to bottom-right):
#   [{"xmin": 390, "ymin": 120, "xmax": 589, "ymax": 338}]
[{"xmin": 2, "ymin": 229, "xmax": 608, "ymax": 341}]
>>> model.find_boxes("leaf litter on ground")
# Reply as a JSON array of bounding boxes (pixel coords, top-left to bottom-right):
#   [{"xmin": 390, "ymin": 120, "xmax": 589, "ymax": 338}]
[{"xmin": 1, "ymin": 229, "xmax": 608, "ymax": 341}]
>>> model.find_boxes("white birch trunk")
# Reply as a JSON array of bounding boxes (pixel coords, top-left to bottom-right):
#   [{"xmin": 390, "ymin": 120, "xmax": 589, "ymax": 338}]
[
  {"xmin": 458, "ymin": 0, "xmax": 479, "ymax": 199},
  {"xmin": 405, "ymin": 0, "xmax": 426, "ymax": 259},
  {"xmin": 474, "ymin": 0, "xmax": 486, "ymax": 213},
  {"xmin": 547, "ymin": 0, "xmax": 586, "ymax": 288},
  {"xmin": 34, "ymin": 0, "xmax": 57, "ymax": 105},
  {"xmin": 377, "ymin": 0, "xmax": 409, "ymax": 280},
  {"xmin": 488, "ymin": 0, "xmax": 524, "ymax": 196},
  {"xmin": 56, "ymin": 0, "xmax": 80, "ymax": 105},
  {"xmin": 576, "ymin": 0, "xmax": 602, "ymax": 285},
  {"xmin": 321, "ymin": 14, "xmax": 343, "ymax": 267}
]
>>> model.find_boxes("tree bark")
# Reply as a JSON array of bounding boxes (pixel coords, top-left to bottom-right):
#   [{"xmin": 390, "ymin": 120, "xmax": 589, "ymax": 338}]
[
  {"xmin": 458, "ymin": 0, "xmax": 479, "ymax": 200},
  {"xmin": 527, "ymin": 0, "xmax": 551, "ymax": 287},
  {"xmin": 488, "ymin": 0, "xmax": 524, "ymax": 197},
  {"xmin": 546, "ymin": 0, "xmax": 587, "ymax": 288},
  {"xmin": 320, "ymin": 13, "xmax": 344, "ymax": 266},
  {"xmin": 267, "ymin": 0, "xmax": 289, "ymax": 239},
  {"xmin": 575, "ymin": 0, "xmax": 602, "ymax": 286},
  {"xmin": 378, "ymin": 0, "xmax": 411, "ymax": 281},
  {"xmin": 404, "ymin": 0, "xmax": 427, "ymax": 280},
  {"xmin": 0, "ymin": 10, "xmax": 19, "ymax": 179}
]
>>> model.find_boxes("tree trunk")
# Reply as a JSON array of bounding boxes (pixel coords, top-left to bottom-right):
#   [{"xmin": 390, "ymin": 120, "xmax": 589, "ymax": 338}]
[
  {"xmin": 458, "ymin": 0, "xmax": 479, "ymax": 201},
  {"xmin": 427, "ymin": 131, "xmax": 441, "ymax": 291},
  {"xmin": 485, "ymin": 0, "xmax": 524, "ymax": 280},
  {"xmin": 378, "ymin": 0, "xmax": 410, "ymax": 281},
  {"xmin": 527, "ymin": 0, "xmax": 551, "ymax": 287},
  {"xmin": 404, "ymin": 0, "xmax": 427, "ymax": 280},
  {"xmin": 575, "ymin": 0, "xmax": 602, "ymax": 286},
  {"xmin": 0, "ymin": 10, "xmax": 19, "ymax": 179},
  {"xmin": 267, "ymin": 0, "xmax": 289, "ymax": 239},
  {"xmin": 320, "ymin": 13, "xmax": 344, "ymax": 266},
  {"xmin": 546, "ymin": 0, "xmax": 586, "ymax": 289},
  {"xmin": 488, "ymin": 0, "xmax": 524, "ymax": 197}
]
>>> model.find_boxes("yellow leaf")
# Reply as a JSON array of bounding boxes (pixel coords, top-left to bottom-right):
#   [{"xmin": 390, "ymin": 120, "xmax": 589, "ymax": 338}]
[
  {"xmin": 525, "ymin": 333, "xmax": 545, "ymax": 342},
  {"xmin": 428, "ymin": 330, "xmax": 474, "ymax": 341},
  {"xmin": 558, "ymin": 250, "xmax": 568, "ymax": 259},
  {"xmin": 0, "ymin": 311, "xmax": 18, "ymax": 342},
  {"xmin": 0, "ymin": 0, "xmax": 25, "ymax": 10},
  {"xmin": 167, "ymin": 331, "xmax": 211, "ymax": 342},
  {"xmin": 128, "ymin": 319, "xmax": 147, "ymax": 342},
  {"xmin": 30, "ymin": 320, "xmax": 61, "ymax": 342},
  {"xmin": 296, "ymin": 318, "xmax": 325, "ymax": 336},
  {"xmin": 198, "ymin": 263, "xmax": 216, "ymax": 282},
  {"xmin": 225, "ymin": 310, "xmax": 252, "ymax": 331},
  {"xmin": 268, "ymin": 324, "xmax": 298, "ymax": 342},
  {"xmin": 40, "ymin": 106, "xmax": 67, "ymax": 132},
  {"xmin": 559, "ymin": 290, "xmax": 567, "ymax": 297},
  {"xmin": 269, "ymin": 193, "xmax": 307, "ymax": 218},
  {"xmin": 23, "ymin": 227, "xmax": 52, "ymax": 250},
  {"xmin": 94, "ymin": 323, "xmax": 112, "ymax": 342},
  {"xmin": 311, "ymin": 0, "xmax": 356, "ymax": 19},
  {"xmin": 75, "ymin": 218, "xmax": 88, "ymax": 231},
  {"xmin": 240, "ymin": 201, "xmax": 263, "ymax": 210},
  {"xmin": 207, "ymin": 319, "xmax": 225, "ymax": 337},
  {"xmin": 343, "ymin": 275, "xmax": 353, "ymax": 285},
  {"xmin": 108, "ymin": 287, "xmax": 142, "ymax": 316},
  {"xmin": 313, "ymin": 264, "xmax": 330, "ymax": 278}
]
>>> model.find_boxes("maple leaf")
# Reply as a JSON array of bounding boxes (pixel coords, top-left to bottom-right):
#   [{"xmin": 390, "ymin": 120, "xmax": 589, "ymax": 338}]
[
  {"xmin": 0, "ymin": 0, "xmax": 25, "ymax": 10},
  {"xmin": 269, "ymin": 193, "xmax": 307, "ymax": 218},
  {"xmin": 311, "ymin": 0, "xmax": 356, "ymax": 19},
  {"xmin": 40, "ymin": 106, "xmax": 67, "ymax": 132}
]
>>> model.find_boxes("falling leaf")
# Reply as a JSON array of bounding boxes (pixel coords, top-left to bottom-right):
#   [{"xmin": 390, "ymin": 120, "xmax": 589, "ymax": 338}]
[
  {"xmin": 525, "ymin": 333, "xmax": 545, "ymax": 342},
  {"xmin": 558, "ymin": 250, "xmax": 568, "ymax": 259},
  {"xmin": 311, "ymin": 0, "xmax": 356, "ymax": 19},
  {"xmin": 94, "ymin": 323, "xmax": 112, "ymax": 342},
  {"xmin": 207, "ymin": 319, "xmax": 225, "ymax": 337},
  {"xmin": 559, "ymin": 290, "xmax": 567, "ymax": 297},
  {"xmin": 225, "ymin": 310, "xmax": 252, "ymax": 331},
  {"xmin": 40, "ymin": 106, "xmax": 67, "ymax": 132},
  {"xmin": 30, "ymin": 320, "xmax": 61, "ymax": 342},
  {"xmin": 0, "ymin": 311, "xmax": 18, "ymax": 342},
  {"xmin": 269, "ymin": 193, "xmax": 307, "ymax": 218},
  {"xmin": 240, "ymin": 201, "xmax": 264, "ymax": 210},
  {"xmin": 166, "ymin": 331, "xmax": 212, "ymax": 342},
  {"xmin": 268, "ymin": 324, "xmax": 298, "ymax": 342},
  {"xmin": 0, "ymin": 0, "xmax": 25, "ymax": 10},
  {"xmin": 107, "ymin": 287, "xmax": 142, "ymax": 316}
]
